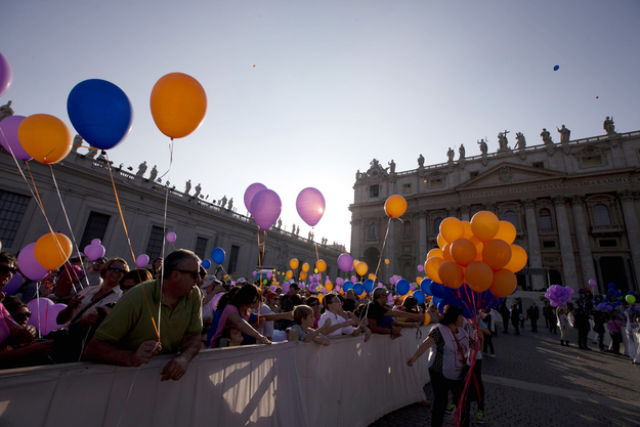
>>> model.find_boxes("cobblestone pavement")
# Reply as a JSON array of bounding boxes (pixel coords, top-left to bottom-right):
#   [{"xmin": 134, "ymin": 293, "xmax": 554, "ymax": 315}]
[{"xmin": 370, "ymin": 324, "xmax": 640, "ymax": 426}]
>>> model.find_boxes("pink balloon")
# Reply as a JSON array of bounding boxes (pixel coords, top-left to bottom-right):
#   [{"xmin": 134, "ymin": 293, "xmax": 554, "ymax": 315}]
[
  {"xmin": 250, "ymin": 189, "xmax": 282, "ymax": 230},
  {"xmin": 243, "ymin": 182, "xmax": 267, "ymax": 213},
  {"xmin": 0, "ymin": 52, "xmax": 12, "ymax": 97},
  {"xmin": 136, "ymin": 254, "xmax": 150, "ymax": 268},
  {"xmin": 17, "ymin": 243, "xmax": 49, "ymax": 280},
  {"xmin": 83, "ymin": 243, "xmax": 106, "ymax": 261},
  {"xmin": 0, "ymin": 116, "xmax": 31, "ymax": 161},
  {"xmin": 335, "ymin": 277, "xmax": 344, "ymax": 286},
  {"xmin": 337, "ymin": 253, "xmax": 353, "ymax": 273},
  {"xmin": 417, "ymin": 264, "xmax": 424, "ymax": 273},
  {"xmin": 91, "ymin": 238, "xmax": 101, "ymax": 245},
  {"xmin": 296, "ymin": 187, "xmax": 325, "ymax": 227},
  {"xmin": 166, "ymin": 231, "xmax": 177, "ymax": 243},
  {"xmin": 27, "ymin": 298, "xmax": 61, "ymax": 335}
]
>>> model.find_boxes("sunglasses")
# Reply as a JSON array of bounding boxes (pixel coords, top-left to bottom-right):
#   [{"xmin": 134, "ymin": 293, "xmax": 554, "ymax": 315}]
[
  {"xmin": 108, "ymin": 266, "xmax": 126, "ymax": 273},
  {"xmin": 0, "ymin": 265, "xmax": 17, "ymax": 275},
  {"xmin": 13, "ymin": 312, "xmax": 31, "ymax": 321},
  {"xmin": 177, "ymin": 269, "xmax": 199, "ymax": 280}
]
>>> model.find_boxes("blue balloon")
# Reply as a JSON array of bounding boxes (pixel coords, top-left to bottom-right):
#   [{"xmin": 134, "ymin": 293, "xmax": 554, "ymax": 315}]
[
  {"xmin": 413, "ymin": 290, "xmax": 426, "ymax": 305},
  {"xmin": 67, "ymin": 79, "xmax": 133, "ymax": 149},
  {"xmin": 201, "ymin": 259, "xmax": 211, "ymax": 269},
  {"xmin": 437, "ymin": 300, "xmax": 446, "ymax": 313},
  {"xmin": 396, "ymin": 279, "xmax": 410, "ymax": 296},
  {"xmin": 343, "ymin": 281, "xmax": 354, "ymax": 292},
  {"xmin": 553, "ymin": 64, "xmax": 559, "ymax": 71},
  {"xmin": 354, "ymin": 283, "xmax": 365, "ymax": 295},
  {"xmin": 211, "ymin": 247, "xmax": 226, "ymax": 264},
  {"xmin": 430, "ymin": 282, "xmax": 446, "ymax": 298},
  {"xmin": 364, "ymin": 279, "xmax": 375, "ymax": 293},
  {"xmin": 420, "ymin": 278, "xmax": 432, "ymax": 295}
]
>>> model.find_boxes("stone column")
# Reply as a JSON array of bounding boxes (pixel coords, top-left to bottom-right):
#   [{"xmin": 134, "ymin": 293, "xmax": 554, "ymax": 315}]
[
  {"xmin": 619, "ymin": 192, "xmax": 640, "ymax": 288},
  {"xmin": 524, "ymin": 200, "xmax": 545, "ymax": 289},
  {"xmin": 418, "ymin": 213, "xmax": 427, "ymax": 262},
  {"xmin": 571, "ymin": 196, "xmax": 597, "ymax": 287},
  {"xmin": 553, "ymin": 197, "xmax": 578, "ymax": 289},
  {"xmin": 460, "ymin": 206, "xmax": 470, "ymax": 221}
]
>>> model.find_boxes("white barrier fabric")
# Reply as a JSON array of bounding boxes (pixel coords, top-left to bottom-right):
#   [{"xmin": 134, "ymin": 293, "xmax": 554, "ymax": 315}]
[{"xmin": 0, "ymin": 328, "xmax": 430, "ymax": 427}]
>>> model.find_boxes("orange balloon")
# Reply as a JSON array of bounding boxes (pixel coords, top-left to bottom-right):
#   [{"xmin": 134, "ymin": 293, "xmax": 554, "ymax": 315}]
[
  {"xmin": 34, "ymin": 232, "xmax": 72, "ymax": 270},
  {"xmin": 465, "ymin": 261, "xmax": 494, "ymax": 293},
  {"xmin": 504, "ymin": 244, "xmax": 528, "ymax": 273},
  {"xmin": 440, "ymin": 217, "xmax": 464, "ymax": 243},
  {"xmin": 289, "ymin": 258, "xmax": 299, "ymax": 270},
  {"xmin": 384, "ymin": 194, "xmax": 407, "ymax": 218},
  {"xmin": 355, "ymin": 261, "xmax": 368, "ymax": 276},
  {"xmin": 462, "ymin": 221, "xmax": 474, "ymax": 239},
  {"xmin": 285, "ymin": 270, "xmax": 293, "ymax": 279},
  {"xmin": 482, "ymin": 239, "xmax": 512, "ymax": 270},
  {"xmin": 316, "ymin": 259, "xmax": 327, "ymax": 272},
  {"xmin": 368, "ymin": 273, "xmax": 376, "ymax": 280},
  {"xmin": 150, "ymin": 72, "xmax": 207, "ymax": 139},
  {"xmin": 426, "ymin": 248, "xmax": 443, "ymax": 260},
  {"xmin": 425, "ymin": 257, "xmax": 444, "ymax": 283},
  {"xmin": 490, "ymin": 269, "xmax": 517, "ymax": 298},
  {"xmin": 437, "ymin": 234, "xmax": 447, "ymax": 249},
  {"xmin": 471, "ymin": 211, "xmax": 499, "ymax": 242},
  {"xmin": 325, "ymin": 281, "xmax": 334, "ymax": 291},
  {"xmin": 441, "ymin": 243, "xmax": 453, "ymax": 261},
  {"xmin": 353, "ymin": 259, "xmax": 359, "ymax": 267},
  {"xmin": 301, "ymin": 262, "xmax": 310, "ymax": 272},
  {"xmin": 423, "ymin": 312, "xmax": 432, "ymax": 326},
  {"xmin": 438, "ymin": 261, "xmax": 464, "ymax": 289},
  {"xmin": 384, "ymin": 258, "xmax": 390, "ymax": 265},
  {"xmin": 18, "ymin": 114, "xmax": 72, "ymax": 164},
  {"xmin": 494, "ymin": 221, "xmax": 517, "ymax": 244},
  {"xmin": 299, "ymin": 271, "xmax": 307, "ymax": 280},
  {"xmin": 450, "ymin": 238, "xmax": 476, "ymax": 266},
  {"xmin": 471, "ymin": 237, "xmax": 484, "ymax": 261}
]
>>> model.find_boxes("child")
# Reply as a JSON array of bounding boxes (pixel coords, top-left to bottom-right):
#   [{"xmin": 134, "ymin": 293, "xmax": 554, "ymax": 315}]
[{"xmin": 287, "ymin": 305, "xmax": 330, "ymax": 345}]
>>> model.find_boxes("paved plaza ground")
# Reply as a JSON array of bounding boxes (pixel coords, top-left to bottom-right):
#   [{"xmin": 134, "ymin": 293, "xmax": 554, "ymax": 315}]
[{"xmin": 371, "ymin": 323, "xmax": 640, "ymax": 426}]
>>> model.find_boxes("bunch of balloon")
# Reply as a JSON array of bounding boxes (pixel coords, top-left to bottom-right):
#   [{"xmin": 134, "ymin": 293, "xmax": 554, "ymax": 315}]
[{"xmin": 423, "ymin": 212, "xmax": 528, "ymax": 314}]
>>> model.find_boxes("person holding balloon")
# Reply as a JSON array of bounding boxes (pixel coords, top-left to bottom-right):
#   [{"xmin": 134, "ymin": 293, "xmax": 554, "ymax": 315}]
[
  {"xmin": 0, "ymin": 251, "xmax": 55, "ymax": 369},
  {"xmin": 367, "ymin": 288, "xmax": 424, "ymax": 339}
]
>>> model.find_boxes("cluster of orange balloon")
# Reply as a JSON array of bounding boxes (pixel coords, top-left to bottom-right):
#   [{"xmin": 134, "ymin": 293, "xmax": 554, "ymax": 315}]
[{"xmin": 424, "ymin": 211, "xmax": 527, "ymax": 298}]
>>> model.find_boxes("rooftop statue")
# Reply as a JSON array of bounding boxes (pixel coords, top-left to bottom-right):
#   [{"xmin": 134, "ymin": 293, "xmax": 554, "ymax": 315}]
[
  {"xmin": 149, "ymin": 165, "xmax": 158, "ymax": 181},
  {"xmin": 447, "ymin": 147, "xmax": 454, "ymax": 163},
  {"xmin": 184, "ymin": 179, "xmax": 192, "ymax": 195},
  {"xmin": 515, "ymin": 132, "xmax": 526, "ymax": 150},
  {"xmin": 417, "ymin": 154, "xmax": 425, "ymax": 168},
  {"xmin": 388, "ymin": 159, "xmax": 396, "ymax": 174},
  {"xmin": 477, "ymin": 139, "xmax": 488, "ymax": 156},
  {"xmin": 497, "ymin": 130, "xmax": 510, "ymax": 152},
  {"xmin": 603, "ymin": 116, "xmax": 616, "ymax": 135},
  {"xmin": 135, "ymin": 161, "xmax": 148, "ymax": 177},
  {"xmin": 458, "ymin": 144, "xmax": 466, "ymax": 160},
  {"xmin": 0, "ymin": 101, "xmax": 13, "ymax": 121},
  {"xmin": 540, "ymin": 128, "xmax": 553, "ymax": 146},
  {"xmin": 557, "ymin": 124, "xmax": 571, "ymax": 143},
  {"xmin": 71, "ymin": 135, "xmax": 83, "ymax": 153}
]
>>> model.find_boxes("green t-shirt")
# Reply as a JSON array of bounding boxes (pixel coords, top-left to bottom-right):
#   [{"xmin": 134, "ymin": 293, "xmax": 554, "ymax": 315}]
[{"xmin": 94, "ymin": 279, "xmax": 202, "ymax": 354}]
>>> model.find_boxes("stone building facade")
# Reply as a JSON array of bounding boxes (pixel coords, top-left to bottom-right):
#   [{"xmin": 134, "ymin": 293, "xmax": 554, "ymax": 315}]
[
  {"xmin": 350, "ymin": 123, "xmax": 640, "ymax": 293},
  {"xmin": 0, "ymin": 147, "xmax": 343, "ymax": 279}
]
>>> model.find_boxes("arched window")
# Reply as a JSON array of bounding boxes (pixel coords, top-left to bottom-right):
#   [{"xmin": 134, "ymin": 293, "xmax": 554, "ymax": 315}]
[
  {"xmin": 539, "ymin": 208, "xmax": 553, "ymax": 231},
  {"xmin": 593, "ymin": 204, "xmax": 611, "ymax": 226},
  {"xmin": 367, "ymin": 223, "xmax": 377, "ymax": 241},
  {"xmin": 432, "ymin": 217, "xmax": 443, "ymax": 235},
  {"xmin": 502, "ymin": 210, "xmax": 519, "ymax": 229}
]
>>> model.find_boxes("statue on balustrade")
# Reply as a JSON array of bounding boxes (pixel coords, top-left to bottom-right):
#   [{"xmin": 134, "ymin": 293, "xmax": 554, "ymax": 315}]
[
  {"xmin": 540, "ymin": 128, "xmax": 553, "ymax": 146},
  {"xmin": 515, "ymin": 132, "xmax": 526, "ymax": 150},
  {"xmin": 149, "ymin": 165, "xmax": 158, "ymax": 181},
  {"xmin": 497, "ymin": 130, "xmax": 510, "ymax": 152},
  {"xmin": 135, "ymin": 161, "xmax": 148, "ymax": 177},
  {"xmin": 477, "ymin": 139, "xmax": 488, "ymax": 156},
  {"xmin": 0, "ymin": 101, "xmax": 13, "ymax": 121},
  {"xmin": 71, "ymin": 135, "xmax": 83, "ymax": 153},
  {"xmin": 193, "ymin": 183, "xmax": 202, "ymax": 198},
  {"xmin": 557, "ymin": 124, "xmax": 571, "ymax": 143},
  {"xmin": 603, "ymin": 116, "xmax": 616, "ymax": 135},
  {"xmin": 184, "ymin": 179, "xmax": 191, "ymax": 195},
  {"xmin": 417, "ymin": 154, "xmax": 425, "ymax": 168},
  {"xmin": 458, "ymin": 144, "xmax": 466, "ymax": 160},
  {"xmin": 388, "ymin": 159, "xmax": 396, "ymax": 174},
  {"xmin": 447, "ymin": 147, "xmax": 454, "ymax": 163},
  {"xmin": 227, "ymin": 198, "xmax": 233, "ymax": 210},
  {"xmin": 220, "ymin": 196, "xmax": 227, "ymax": 208},
  {"xmin": 277, "ymin": 219, "xmax": 282, "ymax": 228}
]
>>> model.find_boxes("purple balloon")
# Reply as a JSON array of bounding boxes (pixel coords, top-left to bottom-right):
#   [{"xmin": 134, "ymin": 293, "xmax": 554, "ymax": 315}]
[
  {"xmin": 83, "ymin": 243, "xmax": 106, "ymax": 261},
  {"xmin": 3, "ymin": 272, "xmax": 24, "ymax": 295},
  {"xmin": 337, "ymin": 253, "xmax": 353, "ymax": 273},
  {"xmin": 250, "ymin": 189, "xmax": 282, "ymax": 230},
  {"xmin": 243, "ymin": 182, "xmax": 267, "ymax": 213},
  {"xmin": 588, "ymin": 279, "xmax": 597, "ymax": 287},
  {"xmin": 417, "ymin": 264, "xmax": 424, "ymax": 273},
  {"xmin": 0, "ymin": 116, "xmax": 31, "ymax": 161},
  {"xmin": 0, "ymin": 52, "xmax": 12, "ymax": 97},
  {"xmin": 296, "ymin": 187, "xmax": 326, "ymax": 227},
  {"xmin": 136, "ymin": 254, "xmax": 150, "ymax": 268},
  {"xmin": 166, "ymin": 231, "xmax": 177, "ymax": 243},
  {"xmin": 91, "ymin": 238, "xmax": 101, "ymax": 245},
  {"xmin": 27, "ymin": 298, "xmax": 67, "ymax": 335},
  {"xmin": 17, "ymin": 243, "xmax": 49, "ymax": 280}
]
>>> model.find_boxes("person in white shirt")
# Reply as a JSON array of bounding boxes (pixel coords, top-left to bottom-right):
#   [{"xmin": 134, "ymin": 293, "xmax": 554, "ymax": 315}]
[{"xmin": 318, "ymin": 293, "xmax": 371, "ymax": 340}]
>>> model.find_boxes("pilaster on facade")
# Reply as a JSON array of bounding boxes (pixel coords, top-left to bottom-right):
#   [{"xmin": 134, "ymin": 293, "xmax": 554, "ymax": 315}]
[
  {"xmin": 553, "ymin": 197, "xmax": 579, "ymax": 288},
  {"xmin": 523, "ymin": 199, "xmax": 545, "ymax": 289},
  {"xmin": 570, "ymin": 196, "xmax": 597, "ymax": 288},
  {"xmin": 619, "ymin": 191, "xmax": 640, "ymax": 285}
]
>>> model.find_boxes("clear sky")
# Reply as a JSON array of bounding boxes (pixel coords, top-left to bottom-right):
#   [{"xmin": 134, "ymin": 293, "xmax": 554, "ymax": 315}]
[{"xmin": 2, "ymin": 0, "xmax": 639, "ymax": 251}]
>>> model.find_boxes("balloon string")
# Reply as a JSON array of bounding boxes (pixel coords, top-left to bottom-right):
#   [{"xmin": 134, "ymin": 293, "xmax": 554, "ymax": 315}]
[
  {"xmin": 48, "ymin": 165, "xmax": 90, "ymax": 291},
  {"xmin": 105, "ymin": 157, "xmax": 160, "ymax": 342},
  {"xmin": 157, "ymin": 139, "xmax": 175, "ymax": 339},
  {"xmin": 35, "ymin": 284, "xmax": 42, "ymax": 339},
  {"xmin": 373, "ymin": 217, "xmax": 392, "ymax": 283}
]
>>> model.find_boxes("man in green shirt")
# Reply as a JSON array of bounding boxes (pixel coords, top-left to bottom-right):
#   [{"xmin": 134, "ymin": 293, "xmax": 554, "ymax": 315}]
[{"xmin": 84, "ymin": 249, "xmax": 203, "ymax": 381}]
